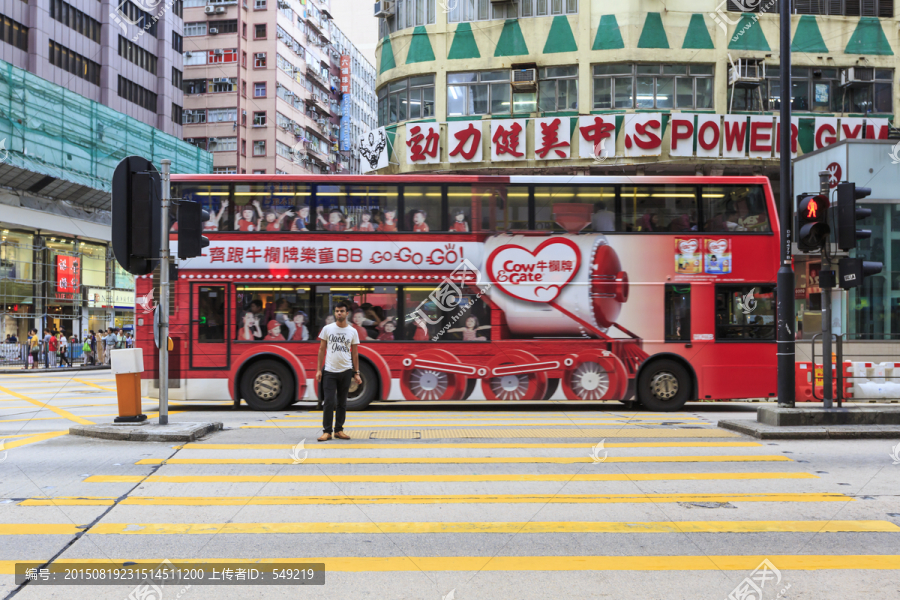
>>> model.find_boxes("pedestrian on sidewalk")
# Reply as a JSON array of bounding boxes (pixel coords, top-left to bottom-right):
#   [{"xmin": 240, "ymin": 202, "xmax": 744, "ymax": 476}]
[
  {"xmin": 315, "ymin": 300, "xmax": 361, "ymax": 442},
  {"xmin": 42, "ymin": 330, "xmax": 52, "ymax": 368},
  {"xmin": 105, "ymin": 329, "xmax": 117, "ymax": 362},
  {"xmin": 27, "ymin": 330, "xmax": 39, "ymax": 369},
  {"xmin": 58, "ymin": 331, "xmax": 71, "ymax": 368},
  {"xmin": 95, "ymin": 330, "xmax": 104, "ymax": 365},
  {"xmin": 82, "ymin": 335, "xmax": 92, "ymax": 366},
  {"xmin": 48, "ymin": 331, "xmax": 58, "ymax": 368}
]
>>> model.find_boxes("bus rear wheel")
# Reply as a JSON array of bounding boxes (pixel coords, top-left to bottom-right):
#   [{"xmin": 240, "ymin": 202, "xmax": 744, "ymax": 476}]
[
  {"xmin": 346, "ymin": 361, "xmax": 378, "ymax": 411},
  {"xmin": 637, "ymin": 359, "xmax": 691, "ymax": 412},
  {"xmin": 241, "ymin": 360, "xmax": 295, "ymax": 411}
]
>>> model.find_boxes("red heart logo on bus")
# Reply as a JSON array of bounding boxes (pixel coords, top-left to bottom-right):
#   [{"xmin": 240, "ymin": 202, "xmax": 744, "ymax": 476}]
[
  {"xmin": 678, "ymin": 239, "xmax": 698, "ymax": 255},
  {"xmin": 707, "ymin": 239, "xmax": 728, "ymax": 255},
  {"xmin": 487, "ymin": 238, "xmax": 582, "ymax": 304}
]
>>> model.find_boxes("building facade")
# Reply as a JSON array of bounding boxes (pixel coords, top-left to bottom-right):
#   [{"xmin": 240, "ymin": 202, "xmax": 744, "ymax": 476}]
[
  {"xmin": 373, "ymin": 0, "xmax": 897, "ymax": 185},
  {"xmin": 180, "ymin": 0, "xmax": 376, "ymax": 175},
  {"xmin": 0, "ymin": 0, "xmax": 184, "ymax": 135}
]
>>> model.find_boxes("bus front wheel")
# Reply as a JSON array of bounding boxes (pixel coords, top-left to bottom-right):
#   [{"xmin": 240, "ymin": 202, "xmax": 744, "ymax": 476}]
[
  {"xmin": 241, "ymin": 360, "xmax": 295, "ymax": 411},
  {"xmin": 637, "ymin": 359, "xmax": 691, "ymax": 412}
]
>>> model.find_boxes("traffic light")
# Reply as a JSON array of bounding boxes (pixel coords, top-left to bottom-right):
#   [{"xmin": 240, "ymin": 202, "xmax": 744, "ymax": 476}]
[
  {"xmin": 177, "ymin": 200, "xmax": 210, "ymax": 259},
  {"xmin": 838, "ymin": 257, "xmax": 883, "ymax": 289},
  {"xmin": 111, "ymin": 156, "xmax": 161, "ymax": 276},
  {"xmin": 797, "ymin": 193, "xmax": 830, "ymax": 252},
  {"xmin": 836, "ymin": 182, "xmax": 872, "ymax": 250}
]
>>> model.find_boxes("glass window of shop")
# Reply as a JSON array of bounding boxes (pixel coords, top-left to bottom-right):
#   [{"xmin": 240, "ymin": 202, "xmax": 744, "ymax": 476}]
[
  {"xmin": 447, "ymin": 186, "xmax": 529, "ymax": 232},
  {"xmin": 845, "ymin": 204, "xmax": 896, "ymax": 339},
  {"xmin": 0, "ymin": 230, "xmax": 35, "ymax": 339},
  {"xmin": 0, "ymin": 229, "xmax": 34, "ymax": 282},
  {"xmin": 314, "ymin": 185, "xmax": 399, "ymax": 232},
  {"xmin": 534, "ymin": 186, "xmax": 616, "ymax": 233},
  {"xmin": 173, "ymin": 183, "xmax": 231, "ymax": 231},
  {"xmin": 79, "ymin": 242, "xmax": 107, "ymax": 287},
  {"xmin": 233, "ymin": 182, "xmax": 310, "ymax": 232},
  {"xmin": 402, "ymin": 286, "xmax": 491, "ymax": 341},
  {"xmin": 114, "ymin": 261, "xmax": 135, "ymax": 290}
]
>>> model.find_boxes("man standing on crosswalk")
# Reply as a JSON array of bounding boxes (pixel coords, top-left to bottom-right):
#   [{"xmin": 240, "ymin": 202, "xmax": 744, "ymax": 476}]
[{"xmin": 316, "ymin": 300, "xmax": 362, "ymax": 442}]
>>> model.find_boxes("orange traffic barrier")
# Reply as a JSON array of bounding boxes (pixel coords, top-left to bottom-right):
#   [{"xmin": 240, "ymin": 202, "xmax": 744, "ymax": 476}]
[{"xmin": 109, "ymin": 348, "xmax": 147, "ymax": 423}]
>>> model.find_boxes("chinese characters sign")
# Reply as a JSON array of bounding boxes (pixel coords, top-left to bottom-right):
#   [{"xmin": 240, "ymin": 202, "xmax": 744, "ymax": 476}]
[
  {"xmin": 176, "ymin": 240, "xmax": 485, "ymax": 271},
  {"xmin": 56, "ymin": 255, "xmax": 80, "ymax": 294}
]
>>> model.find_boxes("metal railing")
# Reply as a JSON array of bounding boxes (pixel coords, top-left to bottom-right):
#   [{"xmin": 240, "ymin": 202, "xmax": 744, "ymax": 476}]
[{"xmin": 0, "ymin": 342, "xmax": 117, "ymax": 369}]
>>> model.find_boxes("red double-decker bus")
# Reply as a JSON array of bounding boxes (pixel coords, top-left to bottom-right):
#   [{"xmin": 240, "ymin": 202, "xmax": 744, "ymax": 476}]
[{"xmin": 136, "ymin": 175, "xmax": 778, "ymax": 412}]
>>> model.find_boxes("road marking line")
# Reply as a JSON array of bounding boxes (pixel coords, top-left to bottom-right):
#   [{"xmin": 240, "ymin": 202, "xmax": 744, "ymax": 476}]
[
  {"xmin": 0, "ymin": 431, "xmax": 67, "ymax": 450},
  {"xmin": 177, "ymin": 442, "xmax": 763, "ymax": 450},
  {"xmin": 18, "ymin": 492, "xmax": 852, "ymax": 507},
  {"xmin": 237, "ymin": 428, "xmax": 738, "ymax": 438},
  {"xmin": 0, "ymin": 386, "xmax": 93, "ymax": 425},
  {"xmin": 264, "ymin": 421, "xmax": 714, "ymax": 427},
  {"xmin": 73, "ymin": 378, "xmax": 116, "ymax": 392},
  {"xmin": 277, "ymin": 416, "xmax": 704, "ymax": 421},
  {"xmin": 135, "ymin": 455, "xmax": 791, "ymax": 466},
  {"xmin": 1, "ymin": 555, "xmax": 898, "ymax": 573},
  {"xmin": 84, "ymin": 472, "xmax": 817, "ymax": 484}
]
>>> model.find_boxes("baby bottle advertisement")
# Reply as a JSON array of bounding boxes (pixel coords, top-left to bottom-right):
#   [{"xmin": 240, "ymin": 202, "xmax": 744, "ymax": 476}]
[
  {"xmin": 674, "ymin": 238, "xmax": 702, "ymax": 274},
  {"xmin": 704, "ymin": 239, "xmax": 732, "ymax": 274}
]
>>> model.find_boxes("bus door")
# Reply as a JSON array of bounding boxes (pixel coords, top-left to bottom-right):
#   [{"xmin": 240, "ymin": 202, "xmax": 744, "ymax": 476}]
[{"xmin": 190, "ymin": 283, "xmax": 230, "ymax": 369}]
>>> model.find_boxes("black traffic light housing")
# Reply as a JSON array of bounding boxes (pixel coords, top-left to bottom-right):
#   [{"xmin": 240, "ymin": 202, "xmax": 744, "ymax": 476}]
[
  {"xmin": 838, "ymin": 257, "xmax": 883, "ymax": 289},
  {"xmin": 177, "ymin": 200, "xmax": 210, "ymax": 259},
  {"xmin": 797, "ymin": 193, "xmax": 830, "ymax": 252},
  {"xmin": 836, "ymin": 182, "xmax": 872, "ymax": 250},
  {"xmin": 111, "ymin": 156, "xmax": 161, "ymax": 276}
]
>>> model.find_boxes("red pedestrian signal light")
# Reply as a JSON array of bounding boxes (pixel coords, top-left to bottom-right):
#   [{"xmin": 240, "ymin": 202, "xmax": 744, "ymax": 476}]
[{"xmin": 797, "ymin": 193, "xmax": 830, "ymax": 253}]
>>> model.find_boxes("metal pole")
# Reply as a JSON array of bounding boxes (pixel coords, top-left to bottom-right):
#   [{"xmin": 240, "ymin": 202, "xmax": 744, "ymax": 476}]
[
  {"xmin": 776, "ymin": 0, "xmax": 795, "ymax": 408},
  {"xmin": 819, "ymin": 170, "xmax": 833, "ymax": 408},
  {"xmin": 159, "ymin": 159, "xmax": 170, "ymax": 425}
]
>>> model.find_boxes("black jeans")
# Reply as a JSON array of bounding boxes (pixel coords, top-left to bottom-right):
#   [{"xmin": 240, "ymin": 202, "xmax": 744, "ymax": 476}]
[{"xmin": 322, "ymin": 369, "xmax": 353, "ymax": 434}]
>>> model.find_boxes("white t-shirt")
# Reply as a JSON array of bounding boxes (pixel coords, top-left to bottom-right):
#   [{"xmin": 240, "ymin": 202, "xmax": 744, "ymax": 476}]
[{"xmin": 318, "ymin": 322, "xmax": 359, "ymax": 373}]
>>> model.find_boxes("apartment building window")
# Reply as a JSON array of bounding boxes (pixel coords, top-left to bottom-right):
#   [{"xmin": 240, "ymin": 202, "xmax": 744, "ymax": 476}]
[
  {"xmin": 117, "ymin": 75, "xmax": 158, "ymax": 112},
  {"xmin": 254, "ymin": 82, "xmax": 266, "ymax": 97},
  {"xmin": 538, "ymin": 66, "xmax": 577, "ymax": 112},
  {"xmin": 119, "ymin": 36, "xmax": 158, "ymax": 75},
  {"xmin": 241, "ymin": 139, "xmax": 247, "ymax": 155},
  {"xmin": 842, "ymin": 69, "xmax": 893, "ymax": 113},
  {"xmin": 255, "ymin": 0, "xmax": 266, "ymax": 8},
  {"xmin": 50, "ymin": 41, "xmax": 101, "ymax": 85},
  {"xmin": 213, "ymin": 166, "xmax": 237, "ymax": 174},
  {"xmin": 734, "ymin": 0, "xmax": 893, "ymax": 17},
  {"xmin": 185, "ymin": 137, "xmax": 207, "ymax": 150},
  {"xmin": 115, "ymin": 1, "xmax": 158, "ymax": 37},
  {"xmin": 593, "ymin": 64, "xmax": 713, "ymax": 110},
  {"xmin": 208, "ymin": 48, "xmax": 237, "ymax": 63},
  {"xmin": 49, "ymin": 0, "xmax": 101, "ymax": 43},
  {"xmin": 172, "ymin": 32, "xmax": 183, "ymax": 54},
  {"xmin": 208, "ymin": 107, "xmax": 237, "ymax": 121},
  {"xmin": 208, "ymin": 19, "xmax": 238, "ymax": 34},
  {"xmin": 173, "ymin": 0, "xmax": 183, "ymax": 17},
  {"xmin": 255, "ymin": 24, "xmax": 267, "ymax": 39},
  {"xmin": 253, "ymin": 111, "xmax": 266, "ymax": 126},
  {"xmin": 242, "ymin": 80, "xmax": 247, "ymax": 96},
  {"xmin": 183, "ymin": 108, "xmax": 206, "ymax": 124},
  {"xmin": 185, "ymin": 0, "xmax": 205, "ymax": 5},
  {"xmin": 253, "ymin": 169, "xmax": 266, "ymax": 174},
  {"xmin": 212, "ymin": 137, "xmax": 237, "ymax": 152},
  {"xmin": 184, "ymin": 79, "xmax": 207, "ymax": 94},
  {"xmin": 172, "ymin": 67, "xmax": 183, "ymax": 89},
  {"xmin": 172, "ymin": 103, "xmax": 183, "ymax": 124},
  {"xmin": 447, "ymin": 71, "xmax": 509, "ymax": 117},
  {"xmin": 446, "ymin": 0, "xmax": 576, "ymax": 23},
  {"xmin": 377, "ymin": 75, "xmax": 435, "ymax": 126},
  {"xmin": 253, "ymin": 140, "xmax": 266, "ymax": 156},
  {"xmin": 254, "ymin": 52, "xmax": 266, "ymax": 68},
  {"xmin": 211, "ymin": 78, "xmax": 238, "ymax": 93},
  {"xmin": 0, "ymin": 16, "xmax": 28, "ymax": 52},
  {"xmin": 184, "ymin": 22, "xmax": 207, "ymax": 36}
]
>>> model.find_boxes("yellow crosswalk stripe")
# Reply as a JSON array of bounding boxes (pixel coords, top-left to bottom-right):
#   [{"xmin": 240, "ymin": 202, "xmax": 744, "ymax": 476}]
[
  {"xmin": 264, "ymin": 420, "xmax": 714, "ymax": 427},
  {"xmin": 3, "ymin": 520, "xmax": 891, "ymax": 536},
  {"xmin": 0, "ymin": 431, "xmax": 67, "ymax": 450},
  {"xmin": 1, "ymin": 555, "xmax": 898, "ymax": 574},
  {"xmin": 238, "ymin": 427, "xmax": 736, "ymax": 438},
  {"xmin": 84, "ymin": 472, "xmax": 817, "ymax": 484},
  {"xmin": 177, "ymin": 442, "xmax": 762, "ymax": 450},
  {"xmin": 0, "ymin": 385, "xmax": 93, "ymax": 426},
  {"xmin": 135, "ymin": 455, "xmax": 791, "ymax": 465},
  {"xmin": 19, "ymin": 492, "xmax": 852, "ymax": 507}
]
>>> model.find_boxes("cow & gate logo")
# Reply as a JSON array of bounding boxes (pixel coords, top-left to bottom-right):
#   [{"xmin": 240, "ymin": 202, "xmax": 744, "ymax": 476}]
[{"xmin": 486, "ymin": 238, "xmax": 582, "ymax": 304}]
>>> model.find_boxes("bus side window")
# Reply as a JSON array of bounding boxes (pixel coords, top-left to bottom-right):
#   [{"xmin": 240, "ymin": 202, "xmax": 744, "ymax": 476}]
[
  {"xmin": 715, "ymin": 285, "xmax": 776, "ymax": 340},
  {"xmin": 664, "ymin": 284, "xmax": 690, "ymax": 342}
]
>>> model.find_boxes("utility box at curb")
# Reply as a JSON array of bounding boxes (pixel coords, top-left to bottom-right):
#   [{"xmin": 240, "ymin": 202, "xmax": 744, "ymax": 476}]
[
  {"xmin": 69, "ymin": 422, "xmax": 223, "ymax": 442},
  {"xmin": 758, "ymin": 406, "xmax": 900, "ymax": 427}
]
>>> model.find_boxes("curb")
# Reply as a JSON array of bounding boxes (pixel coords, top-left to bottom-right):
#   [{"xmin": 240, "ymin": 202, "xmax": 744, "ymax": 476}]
[
  {"xmin": 717, "ymin": 419, "xmax": 900, "ymax": 439},
  {"xmin": 0, "ymin": 365, "xmax": 112, "ymax": 375},
  {"xmin": 69, "ymin": 422, "xmax": 223, "ymax": 442}
]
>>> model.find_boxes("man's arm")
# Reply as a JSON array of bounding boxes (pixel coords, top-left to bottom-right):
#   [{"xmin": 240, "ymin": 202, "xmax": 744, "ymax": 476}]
[
  {"xmin": 351, "ymin": 343, "xmax": 361, "ymax": 385},
  {"xmin": 316, "ymin": 338, "xmax": 327, "ymax": 382}
]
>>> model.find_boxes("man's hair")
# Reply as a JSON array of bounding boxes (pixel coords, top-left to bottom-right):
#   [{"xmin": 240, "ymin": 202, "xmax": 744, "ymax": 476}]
[
  {"xmin": 250, "ymin": 299, "xmax": 263, "ymax": 309},
  {"xmin": 334, "ymin": 300, "xmax": 352, "ymax": 313}
]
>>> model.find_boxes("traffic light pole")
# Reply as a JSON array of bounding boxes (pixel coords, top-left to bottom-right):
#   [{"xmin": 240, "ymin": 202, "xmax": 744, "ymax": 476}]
[
  {"xmin": 776, "ymin": 0, "xmax": 795, "ymax": 408},
  {"xmin": 818, "ymin": 170, "xmax": 834, "ymax": 409},
  {"xmin": 159, "ymin": 159, "xmax": 171, "ymax": 425}
]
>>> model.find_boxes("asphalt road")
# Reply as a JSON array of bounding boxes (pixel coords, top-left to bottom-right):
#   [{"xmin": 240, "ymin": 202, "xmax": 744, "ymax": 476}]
[{"xmin": 0, "ymin": 370, "xmax": 898, "ymax": 599}]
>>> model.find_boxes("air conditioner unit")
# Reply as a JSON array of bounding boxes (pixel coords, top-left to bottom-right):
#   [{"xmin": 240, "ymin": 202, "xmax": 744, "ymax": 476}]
[
  {"xmin": 204, "ymin": 5, "xmax": 215, "ymax": 13},
  {"xmin": 510, "ymin": 68, "xmax": 537, "ymax": 92},
  {"xmin": 209, "ymin": 137, "xmax": 219, "ymax": 143},
  {"xmin": 728, "ymin": 56, "xmax": 765, "ymax": 85},
  {"xmin": 185, "ymin": 51, "xmax": 193, "ymax": 57},
  {"xmin": 277, "ymin": 0, "xmax": 288, "ymax": 7},
  {"xmin": 209, "ymin": 27, "xmax": 219, "ymax": 34},
  {"xmin": 215, "ymin": 6, "xmax": 225, "ymax": 12},
  {"xmin": 213, "ymin": 48, "xmax": 224, "ymax": 55},
  {"xmin": 841, "ymin": 67, "xmax": 875, "ymax": 86},
  {"xmin": 281, "ymin": 123, "xmax": 289, "ymax": 130}
]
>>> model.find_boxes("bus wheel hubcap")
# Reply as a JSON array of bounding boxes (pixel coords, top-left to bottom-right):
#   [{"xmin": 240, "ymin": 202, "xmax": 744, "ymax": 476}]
[
  {"xmin": 650, "ymin": 372, "xmax": 678, "ymax": 400},
  {"xmin": 253, "ymin": 373, "xmax": 281, "ymax": 400}
]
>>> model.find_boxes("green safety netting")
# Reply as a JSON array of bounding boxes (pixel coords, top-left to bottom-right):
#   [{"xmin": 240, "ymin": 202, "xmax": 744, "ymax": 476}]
[{"xmin": 0, "ymin": 59, "xmax": 212, "ymax": 193}]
